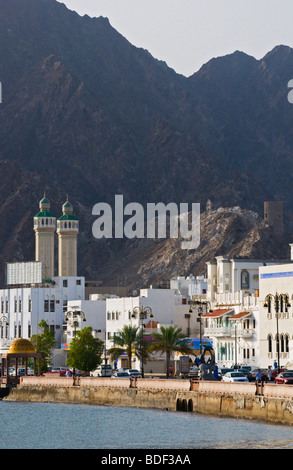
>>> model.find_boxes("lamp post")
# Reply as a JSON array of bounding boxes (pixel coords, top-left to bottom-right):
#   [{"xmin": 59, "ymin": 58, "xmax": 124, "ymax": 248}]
[
  {"xmin": 188, "ymin": 300, "xmax": 213, "ymax": 355},
  {"xmin": 131, "ymin": 304, "xmax": 153, "ymax": 378},
  {"xmin": 64, "ymin": 309, "xmax": 86, "ymax": 375},
  {"xmin": 0, "ymin": 314, "xmax": 9, "ymax": 331},
  {"xmin": 263, "ymin": 293, "xmax": 291, "ymax": 374}
]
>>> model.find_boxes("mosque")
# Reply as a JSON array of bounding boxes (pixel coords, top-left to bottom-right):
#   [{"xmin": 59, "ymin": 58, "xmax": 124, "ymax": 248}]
[{"xmin": 0, "ymin": 195, "xmax": 85, "ymax": 354}]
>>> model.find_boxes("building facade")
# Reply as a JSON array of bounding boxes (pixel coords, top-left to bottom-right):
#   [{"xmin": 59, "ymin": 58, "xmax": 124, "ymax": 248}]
[{"xmin": 0, "ymin": 196, "xmax": 84, "ymax": 353}]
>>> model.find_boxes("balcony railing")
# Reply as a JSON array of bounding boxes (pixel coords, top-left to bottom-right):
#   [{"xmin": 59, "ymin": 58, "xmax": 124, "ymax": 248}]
[
  {"xmin": 204, "ymin": 327, "xmax": 254, "ymax": 338},
  {"xmin": 214, "ymin": 292, "xmax": 258, "ymax": 308}
]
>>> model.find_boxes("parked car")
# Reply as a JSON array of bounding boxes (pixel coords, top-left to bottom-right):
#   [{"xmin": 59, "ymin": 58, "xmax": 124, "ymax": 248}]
[
  {"xmin": 126, "ymin": 369, "xmax": 142, "ymax": 378},
  {"xmin": 47, "ymin": 367, "xmax": 67, "ymax": 376},
  {"xmin": 239, "ymin": 368, "xmax": 254, "ymax": 382},
  {"xmin": 218, "ymin": 368, "xmax": 234, "ymax": 380},
  {"xmin": 222, "ymin": 371, "xmax": 248, "ymax": 383},
  {"xmin": 112, "ymin": 371, "xmax": 131, "ymax": 379},
  {"xmin": 188, "ymin": 366, "xmax": 200, "ymax": 378},
  {"xmin": 90, "ymin": 364, "xmax": 113, "ymax": 377},
  {"xmin": 274, "ymin": 371, "xmax": 293, "ymax": 384}
]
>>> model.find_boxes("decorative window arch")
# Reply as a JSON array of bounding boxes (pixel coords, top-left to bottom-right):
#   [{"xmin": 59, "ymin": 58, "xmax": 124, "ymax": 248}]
[
  {"xmin": 268, "ymin": 334, "xmax": 273, "ymax": 353},
  {"xmin": 241, "ymin": 270, "xmax": 250, "ymax": 289}
]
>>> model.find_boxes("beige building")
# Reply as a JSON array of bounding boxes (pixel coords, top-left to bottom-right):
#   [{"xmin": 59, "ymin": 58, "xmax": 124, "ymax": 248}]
[
  {"xmin": 33, "ymin": 196, "xmax": 56, "ymax": 280},
  {"xmin": 57, "ymin": 200, "xmax": 79, "ymax": 277}
]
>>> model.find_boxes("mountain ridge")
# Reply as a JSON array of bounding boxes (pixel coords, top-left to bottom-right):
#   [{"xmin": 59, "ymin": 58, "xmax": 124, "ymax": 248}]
[{"xmin": 0, "ymin": 0, "xmax": 292, "ymax": 288}]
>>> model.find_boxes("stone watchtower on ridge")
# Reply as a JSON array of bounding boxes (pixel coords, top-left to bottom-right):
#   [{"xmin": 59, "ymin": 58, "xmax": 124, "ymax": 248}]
[{"xmin": 264, "ymin": 201, "xmax": 284, "ymax": 234}]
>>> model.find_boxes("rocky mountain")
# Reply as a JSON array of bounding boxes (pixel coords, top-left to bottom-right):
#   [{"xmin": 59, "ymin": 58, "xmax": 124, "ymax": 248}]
[{"xmin": 0, "ymin": 0, "xmax": 292, "ymax": 288}]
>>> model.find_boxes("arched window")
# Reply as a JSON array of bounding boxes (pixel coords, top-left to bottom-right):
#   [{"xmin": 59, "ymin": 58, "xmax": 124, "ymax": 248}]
[
  {"xmin": 280, "ymin": 334, "xmax": 285, "ymax": 353},
  {"xmin": 285, "ymin": 334, "xmax": 290, "ymax": 353},
  {"xmin": 224, "ymin": 274, "xmax": 230, "ymax": 291},
  {"xmin": 241, "ymin": 270, "xmax": 250, "ymax": 289},
  {"xmin": 268, "ymin": 334, "xmax": 272, "ymax": 353}
]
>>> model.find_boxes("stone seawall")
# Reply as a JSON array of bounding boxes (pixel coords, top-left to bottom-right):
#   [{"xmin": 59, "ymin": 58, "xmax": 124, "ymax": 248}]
[
  {"xmin": 3, "ymin": 377, "xmax": 293, "ymax": 425},
  {"xmin": 3, "ymin": 377, "xmax": 293, "ymax": 424}
]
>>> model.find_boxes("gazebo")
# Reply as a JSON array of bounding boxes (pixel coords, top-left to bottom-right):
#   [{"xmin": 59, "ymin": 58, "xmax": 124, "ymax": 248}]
[{"xmin": 1, "ymin": 338, "xmax": 42, "ymax": 386}]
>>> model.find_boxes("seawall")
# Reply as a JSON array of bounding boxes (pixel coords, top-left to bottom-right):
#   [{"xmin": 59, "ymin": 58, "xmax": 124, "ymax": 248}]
[{"xmin": 4, "ymin": 376, "xmax": 293, "ymax": 425}]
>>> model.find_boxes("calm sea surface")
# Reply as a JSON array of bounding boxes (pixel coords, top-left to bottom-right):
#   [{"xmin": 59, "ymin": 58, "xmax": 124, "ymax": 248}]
[{"xmin": 0, "ymin": 401, "xmax": 293, "ymax": 450}]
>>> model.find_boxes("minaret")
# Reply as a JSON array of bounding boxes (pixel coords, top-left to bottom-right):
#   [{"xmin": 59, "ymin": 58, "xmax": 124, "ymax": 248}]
[
  {"xmin": 56, "ymin": 198, "xmax": 79, "ymax": 277},
  {"xmin": 33, "ymin": 195, "xmax": 56, "ymax": 280}
]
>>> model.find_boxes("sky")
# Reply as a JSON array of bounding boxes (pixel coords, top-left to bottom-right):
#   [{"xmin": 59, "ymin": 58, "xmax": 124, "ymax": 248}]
[{"xmin": 58, "ymin": 0, "xmax": 293, "ymax": 77}]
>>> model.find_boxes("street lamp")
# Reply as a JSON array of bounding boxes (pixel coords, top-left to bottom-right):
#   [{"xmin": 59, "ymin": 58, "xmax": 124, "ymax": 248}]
[
  {"xmin": 263, "ymin": 293, "xmax": 291, "ymax": 374},
  {"xmin": 188, "ymin": 300, "xmax": 213, "ymax": 355},
  {"xmin": 0, "ymin": 315, "xmax": 9, "ymax": 341},
  {"xmin": 131, "ymin": 304, "xmax": 153, "ymax": 378}
]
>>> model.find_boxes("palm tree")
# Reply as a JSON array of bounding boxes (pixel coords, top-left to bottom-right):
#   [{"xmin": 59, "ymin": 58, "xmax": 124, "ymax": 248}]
[
  {"xmin": 148, "ymin": 325, "xmax": 194, "ymax": 378},
  {"xmin": 107, "ymin": 325, "xmax": 146, "ymax": 369}
]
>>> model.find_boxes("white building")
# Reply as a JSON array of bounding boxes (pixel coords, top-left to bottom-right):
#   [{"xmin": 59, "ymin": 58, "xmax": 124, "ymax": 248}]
[
  {"xmin": 105, "ymin": 287, "xmax": 201, "ymax": 371},
  {"xmin": 170, "ymin": 274, "xmax": 207, "ymax": 299},
  {"xmin": 258, "ymin": 257, "xmax": 293, "ymax": 369},
  {"xmin": 203, "ymin": 256, "xmax": 283, "ymax": 368},
  {"xmin": 0, "ymin": 196, "xmax": 85, "ymax": 355}
]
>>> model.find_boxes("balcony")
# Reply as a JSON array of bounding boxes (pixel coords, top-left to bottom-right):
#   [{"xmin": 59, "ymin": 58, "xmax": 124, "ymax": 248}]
[
  {"xmin": 214, "ymin": 292, "xmax": 258, "ymax": 308},
  {"xmin": 204, "ymin": 327, "xmax": 232, "ymax": 337},
  {"xmin": 204, "ymin": 327, "xmax": 254, "ymax": 338}
]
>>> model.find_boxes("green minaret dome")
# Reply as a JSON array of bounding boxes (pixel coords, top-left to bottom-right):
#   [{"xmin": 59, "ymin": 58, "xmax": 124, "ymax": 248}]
[
  {"xmin": 58, "ymin": 199, "xmax": 78, "ymax": 221},
  {"xmin": 34, "ymin": 195, "xmax": 55, "ymax": 218}
]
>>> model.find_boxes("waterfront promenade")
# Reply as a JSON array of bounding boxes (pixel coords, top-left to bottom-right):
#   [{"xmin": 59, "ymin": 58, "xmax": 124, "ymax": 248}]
[{"xmin": 3, "ymin": 375, "xmax": 293, "ymax": 426}]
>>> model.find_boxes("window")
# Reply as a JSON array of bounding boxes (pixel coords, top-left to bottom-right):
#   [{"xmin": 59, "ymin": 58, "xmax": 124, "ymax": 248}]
[
  {"xmin": 50, "ymin": 297, "xmax": 55, "ymax": 312},
  {"xmin": 44, "ymin": 299, "xmax": 49, "ymax": 312},
  {"xmin": 28, "ymin": 298, "xmax": 32, "ymax": 312},
  {"xmin": 63, "ymin": 279, "xmax": 68, "ymax": 288},
  {"xmin": 19, "ymin": 299, "xmax": 21, "ymax": 312},
  {"xmin": 268, "ymin": 334, "xmax": 272, "ymax": 353},
  {"xmin": 224, "ymin": 274, "xmax": 230, "ymax": 291},
  {"xmin": 241, "ymin": 270, "xmax": 250, "ymax": 289},
  {"xmin": 28, "ymin": 325, "xmax": 31, "ymax": 338},
  {"xmin": 76, "ymin": 279, "xmax": 81, "ymax": 285},
  {"xmin": 18, "ymin": 325, "xmax": 21, "ymax": 338},
  {"xmin": 286, "ymin": 334, "xmax": 290, "ymax": 353}
]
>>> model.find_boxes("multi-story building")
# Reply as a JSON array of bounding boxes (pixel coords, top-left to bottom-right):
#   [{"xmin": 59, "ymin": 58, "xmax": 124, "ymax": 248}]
[
  {"xmin": 0, "ymin": 196, "xmax": 85, "ymax": 356},
  {"xmin": 204, "ymin": 256, "xmax": 284, "ymax": 368},
  {"xmin": 258, "ymin": 256, "xmax": 293, "ymax": 369}
]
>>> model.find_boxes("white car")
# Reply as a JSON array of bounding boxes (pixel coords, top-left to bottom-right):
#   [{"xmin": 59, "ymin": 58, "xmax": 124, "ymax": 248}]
[
  {"xmin": 127, "ymin": 369, "xmax": 142, "ymax": 378},
  {"xmin": 90, "ymin": 364, "xmax": 113, "ymax": 377},
  {"xmin": 111, "ymin": 371, "xmax": 131, "ymax": 379},
  {"xmin": 222, "ymin": 371, "xmax": 248, "ymax": 383}
]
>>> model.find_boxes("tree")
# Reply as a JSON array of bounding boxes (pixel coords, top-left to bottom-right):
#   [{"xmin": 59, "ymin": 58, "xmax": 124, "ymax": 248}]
[
  {"xmin": 108, "ymin": 325, "xmax": 147, "ymax": 369},
  {"xmin": 31, "ymin": 319, "xmax": 57, "ymax": 373},
  {"xmin": 66, "ymin": 326, "xmax": 104, "ymax": 374},
  {"xmin": 148, "ymin": 326, "xmax": 194, "ymax": 378}
]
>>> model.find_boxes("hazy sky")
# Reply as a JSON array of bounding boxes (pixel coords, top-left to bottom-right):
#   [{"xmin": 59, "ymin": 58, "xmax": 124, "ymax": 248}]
[{"xmin": 59, "ymin": 0, "xmax": 293, "ymax": 77}]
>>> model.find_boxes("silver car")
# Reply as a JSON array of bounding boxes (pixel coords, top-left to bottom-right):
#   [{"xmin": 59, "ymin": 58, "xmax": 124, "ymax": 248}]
[{"xmin": 222, "ymin": 371, "xmax": 248, "ymax": 383}]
